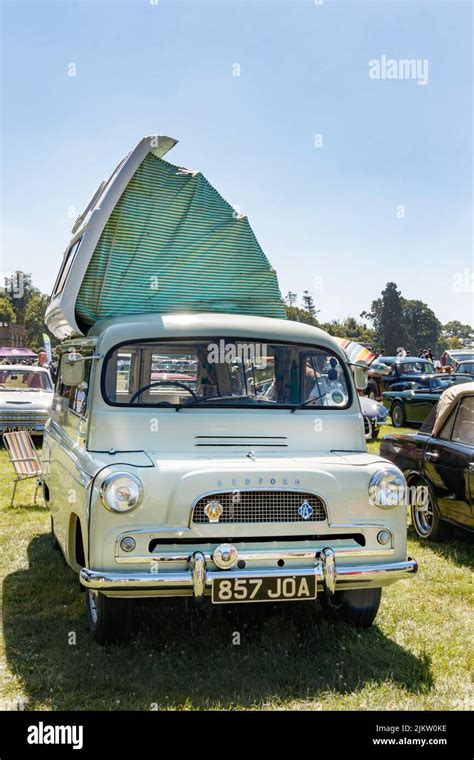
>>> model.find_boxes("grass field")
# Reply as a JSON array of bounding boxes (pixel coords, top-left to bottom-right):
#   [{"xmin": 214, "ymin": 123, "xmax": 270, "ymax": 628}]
[{"xmin": 0, "ymin": 424, "xmax": 472, "ymax": 711}]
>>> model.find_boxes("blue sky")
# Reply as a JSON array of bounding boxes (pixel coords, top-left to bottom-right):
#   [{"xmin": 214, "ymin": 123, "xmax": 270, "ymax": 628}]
[{"xmin": 1, "ymin": 0, "xmax": 472, "ymax": 326}]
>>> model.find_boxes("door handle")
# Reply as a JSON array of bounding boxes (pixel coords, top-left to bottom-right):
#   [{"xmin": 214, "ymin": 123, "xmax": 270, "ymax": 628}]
[
  {"xmin": 76, "ymin": 415, "xmax": 87, "ymax": 438},
  {"xmin": 424, "ymin": 450, "xmax": 439, "ymax": 461}
]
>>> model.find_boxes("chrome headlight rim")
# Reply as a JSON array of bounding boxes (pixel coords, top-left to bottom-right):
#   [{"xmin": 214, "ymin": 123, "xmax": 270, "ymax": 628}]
[
  {"xmin": 369, "ymin": 467, "xmax": 406, "ymax": 508},
  {"xmin": 100, "ymin": 471, "xmax": 144, "ymax": 513}
]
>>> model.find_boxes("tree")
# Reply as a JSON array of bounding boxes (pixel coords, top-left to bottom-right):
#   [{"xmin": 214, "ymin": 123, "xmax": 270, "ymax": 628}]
[
  {"xmin": 23, "ymin": 293, "xmax": 51, "ymax": 348},
  {"xmin": 284, "ymin": 291, "xmax": 297, "ymax": 307},
  {"xmin": 319, "ymin": 316, "xmax": 376, "ymax": 347},
  {"xmin": 442, "ymin": 321, "xmax": 473, "ymax": 346},
  {"xmin": 362, "ymin": 282, "xmax": 405, "ymax": 354},
  {"xmin": 0, "ymin": 297, "xmax": 16, "ymax": 325},
  {"xmin": 302, "ymin": 290, "xmax": 318, "ymax": 316},
  {"xmin": 4, "ymin": 272, "xmax": 40, "ymax": 323},
  {"xmin": 285, "ymin": 305, "xmax": 319, "ymax": 327},
  {"xmin": 401, "ymin": 299, "xmax": 442, "ymax": 355},
  {"xmin": 444, "ymin": 335, "xmax": 463, "ymax": 350}
]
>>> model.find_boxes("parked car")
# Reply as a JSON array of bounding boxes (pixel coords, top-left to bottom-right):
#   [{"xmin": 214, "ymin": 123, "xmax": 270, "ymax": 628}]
[
  {"xmin": 444, "ymin": 349, "xmax": 474, "ymax": 367},
  {"xmin": 452, "ymin": 360, "xmax": 474, "ymax": 379},
  {"xmin": 0, "ymin": 365, "xmax": 53, "ymax": 436},
  {"xmin": 359, "ymin": 395, "xmax": 388, "ymax": 439},
  {"xmin": 380, "ymin": 382, "xmax": 474, "ymax": 540},
  {"xmin": 382, "ymin": 374, "xmax": 472, "ymax": 428},
  {"xmin": 366, "ymin": 356, "xmax": 435, "ymax": 399}
]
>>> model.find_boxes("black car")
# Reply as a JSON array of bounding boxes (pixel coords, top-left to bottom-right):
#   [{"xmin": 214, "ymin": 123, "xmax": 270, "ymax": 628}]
[
  {"xmin": 366, "ymin": 356, "xmax": 436, "ymax": 398},
  {"xmin": 380, "ymin": 382, "xmax": 474, "ymax": 541},
  {"xmin": 381, "ymin": 374, "xmax": 472, "ymax": 427}
]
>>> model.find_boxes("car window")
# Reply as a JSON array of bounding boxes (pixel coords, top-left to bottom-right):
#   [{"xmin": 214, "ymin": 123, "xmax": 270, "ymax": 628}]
[
  {"xmin": 398, "ymin": 361, "xmax": 433, "ymax": 374},
  {"xmin": 420, "ymin": 405, "xmax": 438, "ymax": 435},
  {"xmin": 451, "ymin": 398, "xmax": 474, "ymax": 446},
  {"xmin": 437, "ymin": 408, "xmax": 457, "ymax": 441},
  {"xmin": 0, "ymin": 368, "xmax": 52, "ymax": 391},
  {"xmin": 103, "ymin": 339, "xmax": 351, "ymax": 409}
]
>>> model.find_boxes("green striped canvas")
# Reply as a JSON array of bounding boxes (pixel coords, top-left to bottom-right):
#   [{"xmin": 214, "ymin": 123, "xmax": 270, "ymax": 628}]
[{"xmin": 75, "ymin": 154, "xmax": 285, "ymax": 328}]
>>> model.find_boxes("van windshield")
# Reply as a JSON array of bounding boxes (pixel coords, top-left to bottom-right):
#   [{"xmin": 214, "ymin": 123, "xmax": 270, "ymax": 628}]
[{"xmin": 103, "ymin": 339, "xmax": 351, "ymax": 409}]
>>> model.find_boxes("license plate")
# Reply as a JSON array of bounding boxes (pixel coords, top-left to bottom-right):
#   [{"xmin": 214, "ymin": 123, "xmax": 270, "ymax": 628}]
[
  {"xmin": 212, "ymin": 574, "xmax": 316, "ymax": 604},
  {"xmin": 3, "ymin": 425, "xmax": 36, "ymax": 433}
]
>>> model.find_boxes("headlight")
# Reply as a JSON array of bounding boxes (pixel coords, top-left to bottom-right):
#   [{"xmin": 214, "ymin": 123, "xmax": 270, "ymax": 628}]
[
  {"xmin": 100, "ymin": 472, "xmax": 143, "ymax": 513},
  {"xmin": 369, "ymin": 468, "xmax": 406, "ymax": 508}
]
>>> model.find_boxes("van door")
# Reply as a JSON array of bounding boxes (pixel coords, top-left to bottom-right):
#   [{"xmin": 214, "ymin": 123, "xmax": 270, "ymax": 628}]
[
  {"xmin": 44, "ymin": 350, "xmax": 94, "ymax": 564},
  {"xmin": 423, "ymin": 396, "xmax": 474, "ymax": 528}
]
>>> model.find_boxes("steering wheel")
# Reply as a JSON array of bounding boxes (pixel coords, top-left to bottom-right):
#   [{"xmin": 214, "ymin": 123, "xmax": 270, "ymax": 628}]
[{"xmin": 129, "ymin": 380, "xmax": 199, "ymax": 405}]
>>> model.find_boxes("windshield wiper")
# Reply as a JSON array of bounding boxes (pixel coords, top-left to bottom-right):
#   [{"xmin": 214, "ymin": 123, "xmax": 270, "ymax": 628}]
[{"xmin": 290, "ymin": 389, "xmax": 326, "ymax": 413}]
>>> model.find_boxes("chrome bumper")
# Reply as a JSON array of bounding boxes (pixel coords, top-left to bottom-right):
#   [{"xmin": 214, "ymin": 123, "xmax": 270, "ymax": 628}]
[{"xmin": 80, "ymin": 549, "xmax": 418, "ymax": 597}]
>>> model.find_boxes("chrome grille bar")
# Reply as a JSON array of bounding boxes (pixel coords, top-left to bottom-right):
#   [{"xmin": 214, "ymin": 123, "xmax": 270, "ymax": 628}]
[{"xmin": 192, "ymin": 490, "xmax": 327, "ymax": 524}]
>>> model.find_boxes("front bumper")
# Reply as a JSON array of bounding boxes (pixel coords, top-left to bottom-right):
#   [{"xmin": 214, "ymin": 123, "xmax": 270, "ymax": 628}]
[{"xmin": 80, "ymin": 549, "xmax": 417, "ymax": 598}]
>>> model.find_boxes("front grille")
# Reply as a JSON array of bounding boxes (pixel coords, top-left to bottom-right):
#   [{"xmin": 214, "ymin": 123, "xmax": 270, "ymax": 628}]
[
  {"xmin": 192, "ymin": 490, "xmax": 327, "ymax": 524},
  {"xmin": 0, "ymin": 411, "xmax": 47, "ymax": 423}
]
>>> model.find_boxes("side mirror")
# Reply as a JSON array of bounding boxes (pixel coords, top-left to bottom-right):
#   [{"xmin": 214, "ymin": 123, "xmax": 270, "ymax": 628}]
[
  {"xmin": 353, "ymin": 364, "xmax": 368, "ymax": 391},
  {"xmin": 61, "ymin": 352, "xmax": 84, "ymax": 386}
]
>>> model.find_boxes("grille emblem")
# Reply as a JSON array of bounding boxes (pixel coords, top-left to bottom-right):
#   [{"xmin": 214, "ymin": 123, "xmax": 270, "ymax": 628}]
[
  {"xmin": 204, "ymin": 499, "xmax": 223, "ymax": 523},
  {"xmin": 298, "ymin": 499, "xmax": 314, "ymax": 520}
]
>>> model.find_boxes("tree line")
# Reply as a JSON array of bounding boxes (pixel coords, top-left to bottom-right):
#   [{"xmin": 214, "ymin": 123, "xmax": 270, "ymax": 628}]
[
  {"xmin": 0, "ymin": 272, "xmax": 472, "ymax": 356},
  {"xmin": 285, "ymin": 282, "xmax": 472, "ymax": 356},
  {"xmin": 0, "ymin": 272, "xmax": 54, "ymax": 350}
]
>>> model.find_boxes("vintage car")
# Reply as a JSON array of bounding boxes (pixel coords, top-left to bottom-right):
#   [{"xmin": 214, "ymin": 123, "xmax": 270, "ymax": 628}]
[
  {"xmin": 43, "ymin": 135, "xmax": 417, "ymax": 643},
  {"xmin": 0, "ymin": 364, "xmax": 53, "ymax": 436},
  {"xmin": 380, "ymin": 382, "xmax": 474, "ymax": 541},
  {"xmin": 359, "ymin": 395, "xmax": 388, "ymax": 439},
  {"xmin": 382, "ymin": 374, "xmax": 472, "ymax": 428},
  {"xmin": 366, "ymin": 356, "xmax": 435, "ymax": 399},
  {"xmin": 444, "ymin": 349, "xmax": 474, "ymax": 367},
  {"xmin": 452, "ymin": 360, "xmax": 474, "ymax": 379}
]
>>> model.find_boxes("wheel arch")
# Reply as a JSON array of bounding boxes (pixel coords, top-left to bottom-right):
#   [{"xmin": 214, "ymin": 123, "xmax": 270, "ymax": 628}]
[{"xmin": 68, "ymin": 513, "xmax": 86, "ymax": 572}]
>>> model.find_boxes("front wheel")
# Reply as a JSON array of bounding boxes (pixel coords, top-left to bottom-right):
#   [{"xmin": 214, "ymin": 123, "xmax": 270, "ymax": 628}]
[
  {"xmin": 410, "ymin": 487, "xmax": 452, "ymax": 542},
  {"xmin": 391, "ymin": 401, "xmax": 406, "ymax": 427},
  {"xmin": 86, "ymin": 590, "xmax": 135, "ymax": 644},
  {"xmin": 366, "ymin": 381, "xmax": 378, "ymax": 400},
  {"xmin": 320, "ymin": 587, "xmax": 382, "ymax": 627}
]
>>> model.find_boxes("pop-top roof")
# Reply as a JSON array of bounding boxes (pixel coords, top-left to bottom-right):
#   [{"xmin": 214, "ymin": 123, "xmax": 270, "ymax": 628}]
[{"xmin": 45, "ymin": 135, "xmax": 285, "ymax": 339}]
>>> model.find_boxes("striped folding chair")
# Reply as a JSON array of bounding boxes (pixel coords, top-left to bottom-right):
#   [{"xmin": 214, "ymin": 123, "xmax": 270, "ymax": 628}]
[{"xmin": 2, "ymin": 431, "xmax": 43, "ymax": 507}]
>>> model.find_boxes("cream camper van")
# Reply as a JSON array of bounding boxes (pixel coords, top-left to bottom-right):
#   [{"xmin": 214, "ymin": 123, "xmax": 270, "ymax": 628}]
[{"xmin": 44, "ymin": 136, "xmax": 417, "ymax": 643}]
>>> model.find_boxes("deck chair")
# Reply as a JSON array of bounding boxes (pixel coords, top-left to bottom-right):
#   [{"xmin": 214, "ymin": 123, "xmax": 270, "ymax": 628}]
[{"xmin": 2, "ymin": 431, "xmax": 43, "ymax": 506}]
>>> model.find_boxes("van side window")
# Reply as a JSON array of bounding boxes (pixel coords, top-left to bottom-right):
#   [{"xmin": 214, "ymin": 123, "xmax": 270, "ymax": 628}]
[{"xmin": 52, "ymin": 238, "xmax": 82, "ymax": 296}]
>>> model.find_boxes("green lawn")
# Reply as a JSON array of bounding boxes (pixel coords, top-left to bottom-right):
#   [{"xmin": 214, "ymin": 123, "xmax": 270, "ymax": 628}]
[{"xmin": 0, "ymin": 425, "xmax": 472, "ymax": 711}]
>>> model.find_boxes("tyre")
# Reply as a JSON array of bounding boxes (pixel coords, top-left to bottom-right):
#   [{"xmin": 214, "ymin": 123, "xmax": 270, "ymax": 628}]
[
  {"xmin": 86, "ymin": 589, "xmax": 135, "ymax": 644},
  {"xmin": 410, "ymin": 484, "xmax": 452, "ymax": 542},
  {"xmin": 366, "ymin": 381, "xmax": 378, "ymax": 400},
  {"xmin": 391, "ymin": 401, "xmax": 406, "ymax": 427},
  {"xmin": 321, "ymin": 587, "xmax": 382, "ymax": 628}
]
